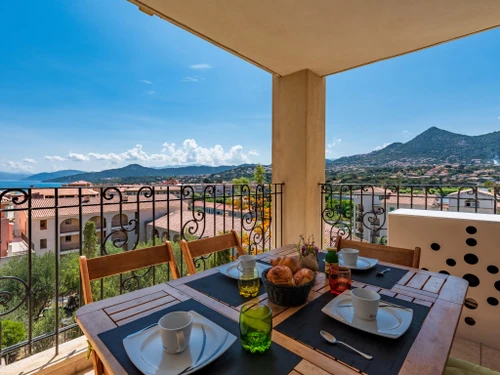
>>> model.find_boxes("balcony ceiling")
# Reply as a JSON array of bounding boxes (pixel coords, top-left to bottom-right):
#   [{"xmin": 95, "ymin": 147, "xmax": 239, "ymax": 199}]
[{"xmin": 130, "ymin": 0, "xmax": 500, "ymax": 76}]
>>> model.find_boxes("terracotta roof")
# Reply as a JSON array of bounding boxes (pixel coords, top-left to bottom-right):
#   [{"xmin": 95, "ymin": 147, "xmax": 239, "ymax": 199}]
[
  {"xmin": 447, "ymin": 189, "xmax": 495, "ymax": 197},
  {"xmin": 382, "ymin": 194, "xmax": 440, "ymax": 207},
  {"xmin": 351, "ymin": 187, "xmax": 388, "ymax": 195},
  {"xmin": 18, "ymin": 194, "xmax": 188, "ymax": 219},
  {"xmin": 68, "ymin": 180, "xmax": 92, "ymax": 186},
  {"xmin": 193, "ymin": 201, "xmax": 250, "ymax": 213},
  {"xmin": 30, "ymin": 188, "xmax": 99, "ymax": 197}
]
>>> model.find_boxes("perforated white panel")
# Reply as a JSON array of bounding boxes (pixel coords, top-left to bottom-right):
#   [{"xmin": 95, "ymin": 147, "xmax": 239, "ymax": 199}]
[{"xmin": 388, "ymin": 209, "xmax": 500, "ymax": 349}]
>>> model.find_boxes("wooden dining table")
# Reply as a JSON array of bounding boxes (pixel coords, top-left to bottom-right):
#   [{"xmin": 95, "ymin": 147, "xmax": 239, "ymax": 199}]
[{"xmin": 76, "ymin": 245, "xmax": 468, "ymax": 375}]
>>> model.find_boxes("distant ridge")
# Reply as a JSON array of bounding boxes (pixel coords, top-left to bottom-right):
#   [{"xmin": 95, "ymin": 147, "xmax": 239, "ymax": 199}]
[
  {"xmin": 329, "ymin": 127, "xmax": 500, "ymax": 167},
  {"xmin": 47, "ymin": 163, "xmax": 247, "ymax": 183},
  {"xmin": 0, "ymin": 171, "xmax": 30, "ymax": 181},
  {"xmin": 24, "ymin": 170, "xmax": 84, "ymax": 181}
]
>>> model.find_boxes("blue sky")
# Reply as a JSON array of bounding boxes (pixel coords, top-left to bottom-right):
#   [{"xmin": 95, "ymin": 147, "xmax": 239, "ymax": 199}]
[{"xmin": 1, "ymin": 1, "xmax": 500, "ymax": 174}]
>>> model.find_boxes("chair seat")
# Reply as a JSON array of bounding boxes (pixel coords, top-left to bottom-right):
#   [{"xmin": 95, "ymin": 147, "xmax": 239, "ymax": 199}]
[{"xmin": 445, "ymin": 357, "xmax": 500, "ymax": 375}]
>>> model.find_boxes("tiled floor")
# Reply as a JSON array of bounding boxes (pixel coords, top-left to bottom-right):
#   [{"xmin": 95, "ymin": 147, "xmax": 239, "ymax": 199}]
[
  {"xmin": 79, "ymin": 336, "xmax": 500, "ymax": 375},
  {"xmin": 450, "ymin": 336, "xmax": 500, "ymax": 372}
]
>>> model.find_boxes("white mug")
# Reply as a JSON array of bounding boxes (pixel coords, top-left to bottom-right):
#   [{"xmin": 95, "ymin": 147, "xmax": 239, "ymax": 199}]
[
  {"xmin": 340, "ymin": 248, "xmax": 359, "ymax": 267},
  {"xmin": 351, "ymin": 288, "xmax": 380, "ymax": 321},
  {"xmin": 238, "ymin": 255, "xmax": 256, "ymax": 271},
  {"xmin": 158, "ymin": 311, "xmax": 193, "ymax": 354}
]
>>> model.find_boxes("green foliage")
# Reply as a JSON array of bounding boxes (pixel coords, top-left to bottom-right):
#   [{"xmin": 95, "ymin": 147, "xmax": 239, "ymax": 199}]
[
  {"xmin": 82, "ymin": 220, "xmax": 98, "ymax": 258},
  {"xmin": 253, "ymin": 164, "xmax": 267, "ymax": 184},
  {"xmin": 232, "ymin": 177, "xmax": 250, "ymax": 185},
  {"xmin": 1, "ymin": 320, "xmax": 26, "ymax": 348}
]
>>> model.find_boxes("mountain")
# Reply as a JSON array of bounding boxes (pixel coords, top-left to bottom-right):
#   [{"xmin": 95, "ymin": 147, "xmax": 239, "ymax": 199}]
[
  {"xmin": 46, "ymin": 164, "xmax": 242, "ymax": 183},
  {"xmin": 24, "ymin": 170, "xmax": 85, "ymax": 181},
  {"xmin": 329, "ymin": 127, "xmax": 500, "ymax": 167},
  {"xmin": 0, "ymin": 171, "xmax": 30, "ymax": 180}
]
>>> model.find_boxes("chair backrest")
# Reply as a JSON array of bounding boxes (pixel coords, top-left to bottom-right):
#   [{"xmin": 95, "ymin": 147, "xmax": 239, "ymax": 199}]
[
  {"xmin": 334, "ymin": 237, "xmax": 421, "ymax": 268},
  {"xmin": 79, "ymin": 242, "xmax": 180, "ymax": 304},
  {"xmin": 180, "ymin": 229, "xmax": 245, "ymax": 275}
]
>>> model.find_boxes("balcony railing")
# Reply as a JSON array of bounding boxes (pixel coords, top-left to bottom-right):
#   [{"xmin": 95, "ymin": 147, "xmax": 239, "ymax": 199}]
[
  {"xmin": 0, "ymin": 184, "xmax": 283, "ymax": 365},
  {"xmin": 320, "ymin": 183, "xmax": 500, "ymax": 246}
]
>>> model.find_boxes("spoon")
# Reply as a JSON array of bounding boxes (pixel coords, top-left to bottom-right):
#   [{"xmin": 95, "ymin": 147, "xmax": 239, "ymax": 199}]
[
  {"xmin": 320, "ymin": 330, "xmax": 373, "ymax": 360},
  {"xmin": 377, "ymin": 268, "xmax": 391, "ymax": 276}
]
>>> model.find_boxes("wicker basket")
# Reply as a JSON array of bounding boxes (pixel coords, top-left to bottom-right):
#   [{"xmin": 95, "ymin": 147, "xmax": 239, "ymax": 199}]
[{"xmin": 261, "ymin": 269, "xmax": 316, "ymax": 307}]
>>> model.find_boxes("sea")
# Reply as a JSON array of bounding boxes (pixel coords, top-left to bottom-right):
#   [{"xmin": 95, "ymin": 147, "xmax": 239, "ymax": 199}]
[{"xmin": 0, "ymin": 180, "xmax": 63, "ymax": 189}]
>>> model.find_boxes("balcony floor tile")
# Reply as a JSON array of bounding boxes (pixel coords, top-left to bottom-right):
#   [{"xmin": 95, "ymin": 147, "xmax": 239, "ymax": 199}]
[
  {"xmin": 482, "ymin": 345, "xmax": 500, "ymax": 372},
  {"xmin": 450, "ymin": 336, "xmax": 481, "ymax": 364}
]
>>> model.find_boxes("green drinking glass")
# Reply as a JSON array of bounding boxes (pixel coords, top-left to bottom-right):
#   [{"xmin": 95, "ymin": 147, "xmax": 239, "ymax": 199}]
[{"xmin": 239, "ymin": 303, "xmax": 272, "ymax": 353}]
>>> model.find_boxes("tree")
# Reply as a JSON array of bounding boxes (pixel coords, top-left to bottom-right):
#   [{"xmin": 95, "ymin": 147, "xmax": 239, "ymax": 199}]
[
  {"xmin": 232, "ymin": 177, "xmax": 250, "ymax": 185},
  {"xmin": 253, "ymin": 164, "xmax": 266, "ymax": 184},
  {"xmin": 1, "ymin": 320, "xmax": 26, "ymax": 364},
  {"xmin": 83, "ymin": 220, "xmax": 98, "ymax": 258}
]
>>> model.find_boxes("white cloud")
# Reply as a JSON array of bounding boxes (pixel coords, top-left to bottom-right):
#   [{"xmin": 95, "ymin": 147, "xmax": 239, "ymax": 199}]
[
  {"xmin": 61, "ymin": 140, "xmax": 255, "ymax": 167},
  {"xmin": 326, "ymin": 138, "xmax": 342, "ymax": 155},
  {"xmin": 140, "ymin": 80, "xmax": 152, "ymax": 84},
  {"xmin": 145, "ymin": 90, "xmax": 157, "ymax": 95},
  {"xmin": 374, "ymin": 143, "xmax": 390, "ymax": 151},
  {"xmin": 22, "ymin": 158, "xmax": 37, "ymax": 164},
  {"xmin": 189, "ymin": 64, "xmax": 212, "ymax": 70},
  {"xmin": 68, "ymin": 152, "xmax": 90, "ymax": 162},
  {"xmin": 497, "ymin": 116, "xmax": 500, "ymax": 120},
  {"xmin": 182, "ymin": 76, "xmax": 199, "ymax": 83},
  {"xmin": 45, "ymin": 155, "xmax": 66, "ymax": 161},
  {"xmin": 7, "ymin": 161, "xmax": 35, "ymax": 172}
]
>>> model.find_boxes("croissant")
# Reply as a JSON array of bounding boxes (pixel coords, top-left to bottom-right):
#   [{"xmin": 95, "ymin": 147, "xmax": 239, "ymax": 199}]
[
  {"xmin": 267, "ymin": 266, "xmax": 295, "ymax": 286},
  {"xmin": 293, "ymin": 268, "xmax": 315, "ymax": 286},
  {"xmin": 270, "ymin": 256, "xmax": 302, "ymax": 274}
]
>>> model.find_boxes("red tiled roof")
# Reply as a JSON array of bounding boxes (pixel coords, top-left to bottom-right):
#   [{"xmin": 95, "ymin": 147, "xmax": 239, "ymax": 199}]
[
  {"xmin": 382, "ymin": 194, "xmax": 440, "ymax": 207},
  {"xmin": 18, "ymin": 194, "xmax": 188, "ymax": 219}
]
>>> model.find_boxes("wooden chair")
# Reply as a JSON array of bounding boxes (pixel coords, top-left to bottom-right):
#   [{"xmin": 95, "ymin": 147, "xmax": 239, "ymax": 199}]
[
  {"xmin": 79, "ymin": 242, "xmax": 180, "ymax": 375},
  {"xmin": 180, "ymin": 229, "xmax": 245, "ymax": 275},
  {"xmin": 334, "ymin": 237, "xmax": 421, "ymax": 268}
]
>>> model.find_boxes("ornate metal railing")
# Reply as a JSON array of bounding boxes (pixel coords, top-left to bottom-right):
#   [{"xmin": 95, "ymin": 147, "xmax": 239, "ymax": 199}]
[
  {"xmin": 320, "ymin": 183, "xmax": 499, "ymax": 247},
  {"xmin": 0, "ymin": 183, "xmax": 283, "ymax": 364}
]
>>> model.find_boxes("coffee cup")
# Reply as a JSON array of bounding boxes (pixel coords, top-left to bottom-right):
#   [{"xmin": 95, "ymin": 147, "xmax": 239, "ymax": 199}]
[
  {"xmin": 340, "ymin": 248, "xmax": 359, "ymax": 267},
  {"xmin": 351, "ymin": 288, "xmax": 380, "ymax": 321},
  {"xmin": 238, "ymin": 255, "xmax": 256, "ymax": 272},
  {"xmin": 158, "ymin": 311, "xmax": 193, "ymax": 354}
]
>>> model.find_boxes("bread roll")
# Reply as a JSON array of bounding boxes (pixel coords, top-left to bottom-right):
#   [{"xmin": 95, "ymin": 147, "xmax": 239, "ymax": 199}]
[
  {"xmin": 293, "ymin": 268, "xmax": 315, "ymax": 286},
  {"xmin": 267, "ymin": 266, "xmax": 295, "ymax": 286},
  {"xmin": 270, "ymin": 256, "xmax": 302, "ymax": 274}
]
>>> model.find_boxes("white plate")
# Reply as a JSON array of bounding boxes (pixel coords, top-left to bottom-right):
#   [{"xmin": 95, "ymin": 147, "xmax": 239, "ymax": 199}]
[
  {"xmin": 217, "ymin": 262, "xmax": 271, "ymax": 279},
  {"xmin": 321, "ymin": 290, "xmax": 413, "ymax": 339},
  {"xmin": 123, "ymin": 311, "xmax": 237, "ymax": 375},
  {"xmin": 339, "ymin": 254, "xmax": 378, "ymax": 270}
]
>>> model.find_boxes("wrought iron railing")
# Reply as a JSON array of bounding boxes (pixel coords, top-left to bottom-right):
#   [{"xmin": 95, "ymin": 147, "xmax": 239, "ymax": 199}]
[
  {"xmin": 0, "ymin": 183, "xmax": 283, "ymax": 364},
  {"xmin": 320, "ymin": 184, "xmax": 500, "ymax": 247}
]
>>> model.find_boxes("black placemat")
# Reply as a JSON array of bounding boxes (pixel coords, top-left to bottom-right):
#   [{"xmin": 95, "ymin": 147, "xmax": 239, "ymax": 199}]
[
  {"xmin": 317, "ymin": 252, "xmax": 408, "ymax": 290},
  {"xmin": 275, "ymin": 291, "xmax": 430, "ymax": 375},
  {"xmin": 185, "ymin": 272, "xmax": 266, "ymax": 307},
  {"xmin": 98, "ymin": 299, "xmax": 301, "ymax": 375}
]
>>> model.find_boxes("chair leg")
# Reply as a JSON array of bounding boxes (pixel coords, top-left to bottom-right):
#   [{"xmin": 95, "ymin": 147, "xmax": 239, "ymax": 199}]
[{"xmin": 91, "ymin": 350, "xmax": 104, "ymax": 375}]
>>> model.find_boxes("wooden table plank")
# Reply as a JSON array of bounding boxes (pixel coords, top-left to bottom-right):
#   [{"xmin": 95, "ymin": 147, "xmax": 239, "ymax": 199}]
[
  {"xmin": 399, "ymin": 299, "xmax": 463, "ymax": 375},
  {"xmin": 104, "ymin": 290, "xmax": 169, "ymax": 315},
  {"xmin": 422, "ymin": 276, "xmax": 446, "ymax": 294},
  {"xmin": 405, "ymin": 273, "xmax": 430, "ymax": 289},
  {"xmin": 116, "ymin": 299, "xmax": 181, "ymax": 325},
  {"xmin": 438, "ymin": 275, "xmax": 469, "ymax": 305},
  {"xmin": 76, "ymin": 309, "xmax": 125, "ymax": 375},
  {"xmin": 273, "ymin": 331, "xmax": 359, "ymax": 375},
  {"xmin": 294, "ymin": 359, "xmax": 336, "ymax": 375}
]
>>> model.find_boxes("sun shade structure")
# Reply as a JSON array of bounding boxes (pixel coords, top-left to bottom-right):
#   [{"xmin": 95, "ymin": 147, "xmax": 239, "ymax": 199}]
[{"xmin": 129, "ymin": 0, "xmax": 500, "ymax": 76}]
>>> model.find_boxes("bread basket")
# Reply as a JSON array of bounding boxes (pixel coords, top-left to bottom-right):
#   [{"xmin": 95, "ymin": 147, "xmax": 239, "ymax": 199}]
[{"xmin": 261, "ymin": 268, "xmax": 316, "ymax": 307}]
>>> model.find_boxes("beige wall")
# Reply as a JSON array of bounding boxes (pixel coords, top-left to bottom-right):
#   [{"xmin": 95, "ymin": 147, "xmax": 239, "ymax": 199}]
[
  {"xmin": 272, "ymin": 69, "xmax": 325, "ymax": 245},
  {"xmin": 389, "ymin": 209, "xmax": 500, "ymax": 349}
]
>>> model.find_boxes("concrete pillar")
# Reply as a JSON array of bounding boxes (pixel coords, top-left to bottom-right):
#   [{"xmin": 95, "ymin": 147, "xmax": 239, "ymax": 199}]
[{"xmin": 272, "ymin": 69, "xmax": 326, "ymax": 245}]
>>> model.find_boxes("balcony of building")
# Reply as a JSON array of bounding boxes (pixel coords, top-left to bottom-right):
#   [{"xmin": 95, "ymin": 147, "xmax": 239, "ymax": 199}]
[{"xmin": 2, "ymin": 0, "xmax": 500, "ymax": 374}]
